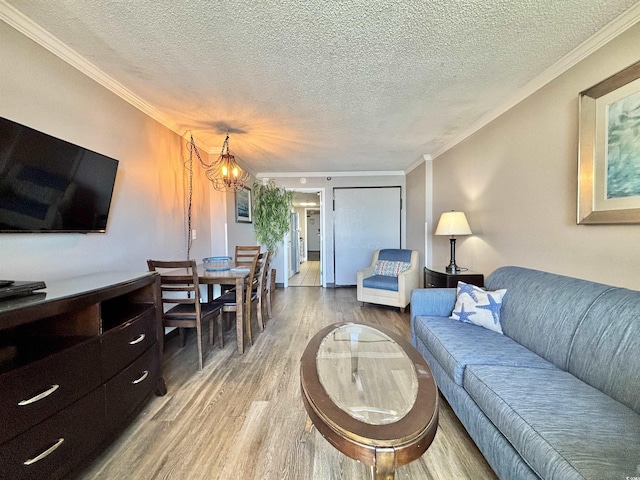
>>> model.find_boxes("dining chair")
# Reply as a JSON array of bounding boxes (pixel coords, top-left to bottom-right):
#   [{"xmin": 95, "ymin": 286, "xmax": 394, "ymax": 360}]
[
  {"xmin": 221, "ymin": 245, "xmax": 261, "ymax": 293},
  {"xmin": 235, "ymin": 245, "xmax": 261, "ymax": 265},
  {"xmin": 269, "ymin": 268, "xmax": 276, "ymax": 310},
  {"xmin": 258, "ymin": 250, "xmax": 273, "ymax": 324},
  {"xmin": 254, "ymin": 250, "xmax": 270, "ymax": 331},
  {"xmin": 147, "ymin": 259, "xmax": 222, "ymax": 370},
  {"xmin": 214, "ymin": 253, "xmax": 261, "ymax": 348}
]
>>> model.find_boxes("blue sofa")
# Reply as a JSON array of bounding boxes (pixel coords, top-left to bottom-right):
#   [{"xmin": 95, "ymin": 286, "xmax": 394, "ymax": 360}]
[{"xmin": 410, "ymin": 266, "xmax": 640, "ymax": 480}]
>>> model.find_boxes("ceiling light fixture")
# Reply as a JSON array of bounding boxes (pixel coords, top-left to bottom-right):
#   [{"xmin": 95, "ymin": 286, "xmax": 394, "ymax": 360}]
[{"xmin": 189, "ymin": 132, "xmax": 251, "ymax": 192}]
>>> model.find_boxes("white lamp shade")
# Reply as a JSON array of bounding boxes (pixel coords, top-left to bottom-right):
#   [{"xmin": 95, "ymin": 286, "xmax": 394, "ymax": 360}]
[{"xmin": 435, "ymin": 211, "xmax": 472, "ymax": 236}]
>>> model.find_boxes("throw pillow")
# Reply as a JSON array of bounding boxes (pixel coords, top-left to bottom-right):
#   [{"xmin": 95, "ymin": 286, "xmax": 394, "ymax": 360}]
[
  {"xmin": 374, "ymin": 260, "xmax": 411, "ymax": 277},
  {"xmin": 450, "ymin": 281, "xmax": 507, "ymax": 334}
]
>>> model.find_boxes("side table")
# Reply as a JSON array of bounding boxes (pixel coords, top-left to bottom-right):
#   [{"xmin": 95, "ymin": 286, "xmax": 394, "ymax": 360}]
[{"xmin": 424, "ymin": 267, "xmax": 484, "ymax": 288}]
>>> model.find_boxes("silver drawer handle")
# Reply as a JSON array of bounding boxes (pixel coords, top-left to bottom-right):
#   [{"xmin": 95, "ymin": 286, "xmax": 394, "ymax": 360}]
[
  {"xmin": 129, "ymin": 333, "xmax": 146, "ymax": 345},
  {"xmin": 18, "ymin": 384, "xmax": 60, "ymax": 406},
  {"xmin": 132, "ymin": 370, "xmax": 149, "ymax": 384},
  {"xmin": 24, "ymin": 438, "xmax": 64, "ymax": 465}
]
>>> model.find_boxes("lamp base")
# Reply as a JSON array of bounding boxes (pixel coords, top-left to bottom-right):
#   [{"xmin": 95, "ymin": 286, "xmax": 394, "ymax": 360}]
[
  {"xmin": 445, "ymin": 263, "xmax": 463, "ymax": 274},
  {"xmin": 446, "ymin": 237, "xmax": 460, "ymax": 274}
]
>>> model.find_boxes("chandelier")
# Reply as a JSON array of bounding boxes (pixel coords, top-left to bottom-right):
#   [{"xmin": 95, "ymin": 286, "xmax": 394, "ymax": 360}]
[{"xmin": 189, "ymin": 132, "xmax": 251, "ymax": 192}]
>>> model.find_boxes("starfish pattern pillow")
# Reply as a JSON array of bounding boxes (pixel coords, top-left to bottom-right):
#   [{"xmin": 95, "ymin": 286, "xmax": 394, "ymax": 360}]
[{"xmin": 450, "ymin": 281, "xmax": 507, "ymax": 334}]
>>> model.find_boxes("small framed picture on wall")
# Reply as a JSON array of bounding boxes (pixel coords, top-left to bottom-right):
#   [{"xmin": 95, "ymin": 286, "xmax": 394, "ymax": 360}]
[{"xmin": 235, "ymin": 187, "xmax": 252, "ymax": 223}]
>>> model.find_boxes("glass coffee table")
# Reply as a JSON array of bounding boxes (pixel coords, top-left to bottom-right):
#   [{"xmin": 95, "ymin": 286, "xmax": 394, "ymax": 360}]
[{"xmin": 300, "ymin": 322, "xmax": 439, "ymax": 479}]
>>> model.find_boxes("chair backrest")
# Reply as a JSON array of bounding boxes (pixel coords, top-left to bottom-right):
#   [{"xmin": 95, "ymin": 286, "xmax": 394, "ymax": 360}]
[
  {"xmin": 255, "ymin": 251, "xmax": 269, "ymax": 292},
  {"xmin": 261, "ymin": 250, "xmax": 272, "ymax": 294},
  {"xmin": 147, "ymin": 259, "xmax": 201, "ymax": 317},
  {"xmin": 235, "ymin": 245, "xmax": 261, "ymax": 267},
  {"xmin": 222, "ymin": 253, "xmax": 260, "ymax": 310},
  {"xmin": 250, "ymin": 252, "xmax": 265, "ymax": 297},
  {"xmin": 378, "ymin": 249, "xmax": 413, "ymax": 263}
]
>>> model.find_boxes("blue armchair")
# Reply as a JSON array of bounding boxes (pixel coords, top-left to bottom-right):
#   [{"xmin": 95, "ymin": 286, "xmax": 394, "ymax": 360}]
[{"xmin": 356, "ymin": 249, "xmax": 419, "ymax": 313}]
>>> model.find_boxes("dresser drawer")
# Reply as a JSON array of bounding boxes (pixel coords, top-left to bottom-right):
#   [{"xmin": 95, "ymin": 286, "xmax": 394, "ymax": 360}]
[
  {"xmin": 0, "ymin": 339, "xmax": 101, "ymax": 445},
  {"xmin": 104, "ymin": 345, "xmax": 158, "ymax": 434},
  {"xmin": 425, "ymin": 270, "xmax": 446, "ymax": 288},
  {"xmin": 101, "ymin": 307, "xmax": 156, "ymax": 381},
  {"xmin": 0, "ymin": 387, "xmax": 105, "ymax": 480}
]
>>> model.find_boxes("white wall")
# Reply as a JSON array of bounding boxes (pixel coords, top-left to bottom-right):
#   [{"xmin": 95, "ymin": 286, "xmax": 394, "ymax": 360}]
[
  {"xmin": 431, "ymin": 22, "xmax": 640, "ymax": 290},
  {"xmin": 0, "ymin": 22, "xmax": 220, "ymax": 282},
  {"xmin": 223, "ymin": 185, "xmax": 258, "ymax": 257}
]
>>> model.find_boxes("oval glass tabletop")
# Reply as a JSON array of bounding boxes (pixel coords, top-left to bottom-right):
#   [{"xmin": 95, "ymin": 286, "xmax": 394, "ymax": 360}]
[{"xmin": 316, "ymin": 323, "xmax": 418, "ymax": 425}]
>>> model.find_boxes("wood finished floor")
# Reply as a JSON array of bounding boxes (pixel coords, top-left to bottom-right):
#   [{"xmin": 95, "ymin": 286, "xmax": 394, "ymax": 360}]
[
  {"xmin": 288, "ymin": 260, "xmax": 321, "ymax": 287},
  {"xmin": 79, "ymin": 287, "xmax": 497, "ymax": 480}
]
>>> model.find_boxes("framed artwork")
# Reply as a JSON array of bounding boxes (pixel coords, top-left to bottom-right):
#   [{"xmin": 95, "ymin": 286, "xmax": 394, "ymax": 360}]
[
  {"xmin": 578, "ymin": 60, "xmax": 640, "ymax": 224},
  {"xmin": 235, "ymin": 186, "xmax": 252, "ymax": 223}
]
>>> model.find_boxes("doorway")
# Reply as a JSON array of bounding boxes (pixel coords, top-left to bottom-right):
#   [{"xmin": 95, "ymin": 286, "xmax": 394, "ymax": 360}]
[{"xmin": 288, "ymin": 190, "xmax": 323, "ymax": 287}]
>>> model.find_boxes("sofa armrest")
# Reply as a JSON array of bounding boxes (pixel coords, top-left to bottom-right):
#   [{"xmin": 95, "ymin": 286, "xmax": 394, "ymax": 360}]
[{"xmin": 410, "ymin": 288, "xmax": 457, "ymax": 317}]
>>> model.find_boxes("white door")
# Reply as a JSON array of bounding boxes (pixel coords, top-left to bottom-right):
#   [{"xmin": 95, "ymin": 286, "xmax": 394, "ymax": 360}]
[
  {"xmin": 333, "ymin": 187, "xmax": 401, "ymax": 286},
  {"xmin": 307, "ymin": 211, "xmax": 321, "ymax": 254}
]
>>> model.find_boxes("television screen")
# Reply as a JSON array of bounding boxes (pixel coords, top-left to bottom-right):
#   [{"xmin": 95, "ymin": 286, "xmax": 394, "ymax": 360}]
[{"xmin": 0, "ymin": 117, "xmax": 119, "ymax": 233}]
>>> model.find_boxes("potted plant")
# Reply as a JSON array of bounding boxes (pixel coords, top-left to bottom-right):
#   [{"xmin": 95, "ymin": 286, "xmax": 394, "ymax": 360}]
[{"xmin": 252, "ymin": 179, "xmax": 294, "ymax": 254}]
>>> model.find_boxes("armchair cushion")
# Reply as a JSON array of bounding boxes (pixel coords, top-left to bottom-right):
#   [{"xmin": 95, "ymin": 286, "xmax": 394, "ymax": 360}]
[{"xmin": 362, "ymin": 275, "xmax": 399, "ymax": 292}]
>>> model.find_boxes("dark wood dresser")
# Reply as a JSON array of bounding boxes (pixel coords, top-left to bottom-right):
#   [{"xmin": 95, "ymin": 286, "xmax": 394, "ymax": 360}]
[
  {"xmin": 424, "ymin": 267, "xmax": 484, "ymax": 288},
  {"xmin": 0, "ymin": 272, "xmax": 166, "ymax": 480}
]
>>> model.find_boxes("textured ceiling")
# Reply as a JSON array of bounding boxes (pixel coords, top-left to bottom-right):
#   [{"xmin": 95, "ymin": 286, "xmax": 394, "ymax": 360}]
[{"xmin": 3, "ymin": 0, "xmax": 639, "ymax": 174}]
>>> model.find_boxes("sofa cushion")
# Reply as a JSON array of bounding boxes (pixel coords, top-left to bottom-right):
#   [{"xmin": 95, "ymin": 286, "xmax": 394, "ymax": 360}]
[
  {"xmin": 464, "ymin": 364, "xmax": 640, "ymax": 480},
  {"xmin": 450, "ymin": 281, "xmax": 506, "ymax": 334},
  {"xmin": 374, "ymin": 260, "xmax": 411, "ymax": 277},
  {"xmin": 412, "ymin": 315, "xmax": 556, "ymax": 385},
  {"xmin": 567, "ymin": 287, "xmax": 640, "ymax": 414},
  {"xmin": 485, "ymin": 266, "xmax": 614, "ymax": 369},
  {"xmin": 412, "ymin": 338, "xmax": 542, "ymax": 480},
  {"xmin": 362, "ymin": 275, "xmax": 398, "ymax": 292}
]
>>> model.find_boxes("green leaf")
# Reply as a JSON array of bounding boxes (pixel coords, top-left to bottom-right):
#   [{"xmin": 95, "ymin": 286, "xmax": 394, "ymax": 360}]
[{"xmin": 252, "ymin": 180, "xmax": 293, "ymax": 254}]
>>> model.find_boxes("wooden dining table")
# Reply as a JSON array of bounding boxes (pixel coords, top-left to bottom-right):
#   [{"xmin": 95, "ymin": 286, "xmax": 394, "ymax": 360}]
[{"xmin": 196, "ymin": 264, "xmax": 250, "ymax": 354}]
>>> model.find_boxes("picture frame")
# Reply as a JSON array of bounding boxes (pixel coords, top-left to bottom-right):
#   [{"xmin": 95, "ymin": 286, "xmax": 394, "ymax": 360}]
[
  {"xmin": 235, "ymin": 186, "xmax": 252, "ymax": 223},
  {"xmin": 578, "ymin": 60, "xmax": 640, "ymax": 224}
]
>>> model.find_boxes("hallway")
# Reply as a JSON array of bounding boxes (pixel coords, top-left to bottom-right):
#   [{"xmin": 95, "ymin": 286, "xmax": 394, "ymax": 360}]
[{"xmin": 288, "ymin": 260, "xmax": 321, "ymax": 286}]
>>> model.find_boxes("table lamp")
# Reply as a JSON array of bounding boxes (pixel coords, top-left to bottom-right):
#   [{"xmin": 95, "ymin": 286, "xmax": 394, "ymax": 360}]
[{"xmin": 435, "ymin": 211, "xmax": 472, "ymax": 273}]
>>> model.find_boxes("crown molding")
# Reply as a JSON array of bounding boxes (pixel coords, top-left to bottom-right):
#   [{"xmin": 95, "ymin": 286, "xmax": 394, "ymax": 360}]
[
  {"xmin": 404, "ymin": 155, "xmax": 432, "ymax": 174},
  {"xmin": 256, "ymin": 170, "xmax": 406, "ymax": 179},
  {"xmin": 431, "ymin": 2, "xmax": 640, "ymax": 159},
  {"xmin": 0, "ymin": 0, "xmax": 185, "ymax": 139}
]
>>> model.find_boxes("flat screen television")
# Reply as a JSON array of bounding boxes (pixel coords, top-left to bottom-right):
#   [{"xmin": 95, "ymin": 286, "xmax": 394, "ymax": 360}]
[{"xmin": 0, "ymin": 117, "xmax": 119, "ymax": 233}]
